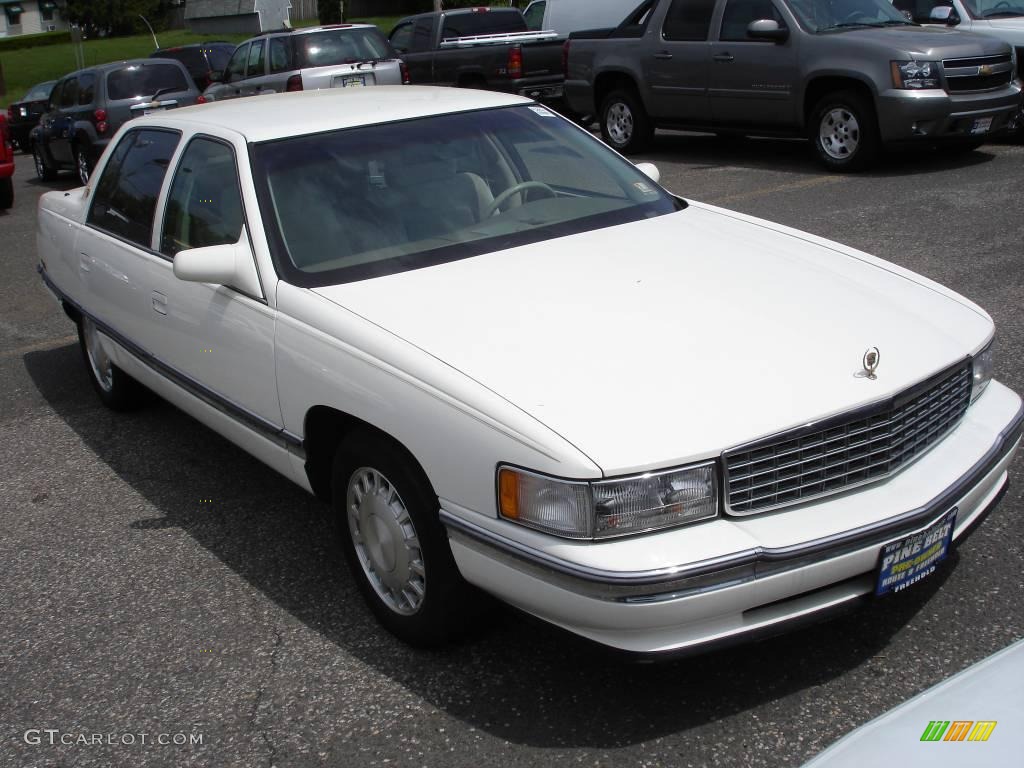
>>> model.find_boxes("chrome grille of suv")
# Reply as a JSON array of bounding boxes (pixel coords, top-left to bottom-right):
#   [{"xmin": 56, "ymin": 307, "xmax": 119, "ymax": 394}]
[
  {"xmin": 943, "ymin": 54, "xmax": 1013, "ymax": 92},
  {"xmin": 724, "ymin": 362, "xmax": 972, "ymax": 515}
]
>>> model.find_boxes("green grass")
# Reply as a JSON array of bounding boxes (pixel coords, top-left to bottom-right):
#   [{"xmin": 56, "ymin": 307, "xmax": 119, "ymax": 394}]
[{"xmin": 0, "ymin": 17, "xmax": 402, "ymax": 107}]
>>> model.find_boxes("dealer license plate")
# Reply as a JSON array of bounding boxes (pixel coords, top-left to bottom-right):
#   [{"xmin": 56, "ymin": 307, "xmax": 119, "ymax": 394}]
[
  {"xmin": 875, "ymin": 509, "xmax": 957, "ymax": 596},
  {"xmin": 335, "ymin": 75, "xmax": 365, "ymax": 88},
  {"xmin": 970, "ymin": 117, "xmax": 993, "ymax": 135}
]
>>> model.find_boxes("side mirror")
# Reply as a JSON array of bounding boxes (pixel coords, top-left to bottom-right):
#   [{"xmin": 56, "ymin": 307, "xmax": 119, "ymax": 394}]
[
  {"xmin": 172, "ymin": 234, "xmax": 262, "ymax": 298},
  {"xmin": 635, "ymin": 162, "xmax": 660, "ymax": 183},
  {"xmin": 929, "ymin": 5, "xmax": 960, "ymax": 24},
  {"xmin": 747, "ymin": 19, "xmax": 789, "ymax": 41}
]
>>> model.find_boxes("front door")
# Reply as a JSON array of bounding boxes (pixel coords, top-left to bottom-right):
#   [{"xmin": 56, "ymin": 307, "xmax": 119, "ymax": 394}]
[
  {"xmin": 708, "ymin": 0, "xmax": 800, "ymax": 128},
  {"xmin": 643, "ymin": 0, "xmax": 716, "ymax": 123}
]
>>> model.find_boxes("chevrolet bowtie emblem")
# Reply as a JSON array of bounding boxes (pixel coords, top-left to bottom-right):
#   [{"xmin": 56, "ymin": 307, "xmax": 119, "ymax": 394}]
[{"xmin": 979, "ymin": 65, "xmax": 992, "ymax": 76}]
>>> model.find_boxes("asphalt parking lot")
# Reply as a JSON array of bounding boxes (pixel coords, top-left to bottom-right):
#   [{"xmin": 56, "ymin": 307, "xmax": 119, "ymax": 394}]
[{"xmin": 1, "ymin": 133, "xmax": 1022, "ymax": 768}]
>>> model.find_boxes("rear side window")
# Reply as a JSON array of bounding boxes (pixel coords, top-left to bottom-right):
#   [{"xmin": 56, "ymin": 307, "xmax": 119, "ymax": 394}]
[
  {"xmin": 663, "ymin": 0, "xmax": 717, "ymax": 40},
  {"xmin": 295, "ymin": 29, "xmax": 393, "ymax": 67},
  {"xmin": 442, "ymin": 9, "xmax": 527, "ymax": 38},
  {"xmin": 77, "ymin": 73, "xmax": 96, "ymax": 105},
  {"xmin": 720, "ymin": 0, "xmax": 785, "ymax": 39},
  {"xmin": 106, "ymin": 64, "xmax": 190, "ymax": 101},
  {"xmin": 87, "ymin": 129, "xmax": 181, "ymax": 248},
  {"xmin": 226, "ymin": 43, "xmax": 249, "ymax": 82},
  {"xmin": 162, "ymin": 138, "xmax": 245, "ymax": 257},
  {"xmin": 59, "ymin": 78, "xmax": 79, "ymax": 108},
  {"xmin": 269, "ymin": 38, "xmax": 290, "ymax": 73}
]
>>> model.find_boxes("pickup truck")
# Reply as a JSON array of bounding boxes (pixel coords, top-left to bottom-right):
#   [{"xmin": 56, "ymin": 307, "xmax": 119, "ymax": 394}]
[
  {"xmin": 388, "ymin": 6, "xmax": 565, "ymax": 101},
  {"xmin": 565, "ymin": 0, "xmax": 1022, "ymax": 170}
]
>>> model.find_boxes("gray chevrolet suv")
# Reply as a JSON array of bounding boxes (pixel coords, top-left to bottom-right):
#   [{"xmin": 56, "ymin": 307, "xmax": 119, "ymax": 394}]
[
  {"xmin": 202, "ymin": 25, "xmax": 407, "ymax": 102},
  {"xmin": 566, "ymin": 0, "xmax": 1022, "ymax": 170}
]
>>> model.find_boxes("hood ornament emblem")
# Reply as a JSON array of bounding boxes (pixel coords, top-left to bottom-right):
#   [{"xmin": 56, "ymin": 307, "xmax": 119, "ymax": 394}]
[{"xmin": 857, "ymin": 347, "xmax": 881, "ymax": 380}]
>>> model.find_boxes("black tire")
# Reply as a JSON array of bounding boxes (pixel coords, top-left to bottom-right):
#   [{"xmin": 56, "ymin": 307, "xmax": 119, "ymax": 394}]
[
  {"xmin": 808, "ymin": 90, "xmax": 879, "ymax": 172},
  {"xmin": 33, "ymin": 143, "xmax": 58, "ymax": 181},
  {"xmin": 74, "ymin": 143, "xmax": 93, "ymax": 186},
  {"xmin": 77, "ymin": 316, "xmax": 149, "ymax": 410},
  {"xmin": 331, "ymin": 432, "xmax": 474, "ymax": 647},
  {"xmin": 0, "ymin": 177, "xmax": 12, "ymax": 210},
  {"xmin": 600, "ymin": 88, "xmax": 653, "ymax": 154}
]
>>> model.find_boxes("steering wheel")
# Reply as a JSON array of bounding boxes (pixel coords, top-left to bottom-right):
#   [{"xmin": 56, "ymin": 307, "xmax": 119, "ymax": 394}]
[
  {"xmin": 485, "ymin": 181, "xmax": 557, "ymax": 217},
  {"xmin": 992, "ymin": 0, "xmax": 1012, "ymax": 8}
]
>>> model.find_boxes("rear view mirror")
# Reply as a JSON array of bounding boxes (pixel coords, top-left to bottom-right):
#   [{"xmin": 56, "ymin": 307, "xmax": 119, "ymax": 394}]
[
  {"xmin": 929, "ymin": 5, "xmax": 960, "ymax": 23},
  {"xmin": 747, "ymin": 19, "xmax": 790, "ymax": 41},
  {"xmin": 635, "ymin": 162, "xmax": 660, "ymax": 183}
]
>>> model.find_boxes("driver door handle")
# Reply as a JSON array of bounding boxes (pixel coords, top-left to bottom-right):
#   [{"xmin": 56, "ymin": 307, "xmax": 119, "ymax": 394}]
[
  {"xmin": 713, "ymin": 53, "xmax": 736, "ymax": 63},
  {"xmin": 653, "ymin": 51, "xmax": 673, "ymax": 60}
]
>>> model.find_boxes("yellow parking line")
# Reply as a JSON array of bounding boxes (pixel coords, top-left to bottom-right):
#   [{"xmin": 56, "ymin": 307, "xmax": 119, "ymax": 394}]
[
  {"xmin": 0, "ymin": 335, "xmax": 78, "ymax": 359},
  {"xmin": 711, "ymin": 175, "xmax": 845, "ymax": 205}
]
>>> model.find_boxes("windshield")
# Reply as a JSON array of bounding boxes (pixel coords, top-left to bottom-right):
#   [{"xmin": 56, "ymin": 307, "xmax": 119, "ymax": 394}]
[
  {"xmin": 787, "ymin": 0, "xmax": 914, "ymax": 30},
  {"xmin": 295, "ymin": 28, "xmax": 394, "ymax": 67},
  {"xmin": 23, "ymin": 81, "xmax": 55, "ymax": 101},
  {"xmin": 960, "ymin": 0, "xmax": 1024, "ymax": 16},
  {"xmin": 251, "ymin": 105, "xmax": 682, "ymax": 288}
]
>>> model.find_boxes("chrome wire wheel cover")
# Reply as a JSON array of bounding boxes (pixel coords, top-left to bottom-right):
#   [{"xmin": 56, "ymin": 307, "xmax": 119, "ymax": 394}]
[
  {"xmin": 33, "ymin": 147, "xmax": 46, "ymax": 179},
  {"xmin": 819, "ymin": 107, "xmax": 860, "ymax": 160},
  {"xmin": 606, "ymin": 101, "xmax": 634, "ymax": 146},
  {"xmin": 82, "ymin": 317, "xmax": 113, "ymax": 392},
  {"xmin": 347, "ymin": 467, "xmax": 426, "ymax": 616},
  {"xmin": 76, "ymin": 150, "xmax": 90, "ymax": 185}
]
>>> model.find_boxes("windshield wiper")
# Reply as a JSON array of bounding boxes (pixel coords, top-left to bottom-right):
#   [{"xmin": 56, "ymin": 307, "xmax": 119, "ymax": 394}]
[{"xmin": 822, "ymin": 19, "xmax": 913, "ymax": 30}]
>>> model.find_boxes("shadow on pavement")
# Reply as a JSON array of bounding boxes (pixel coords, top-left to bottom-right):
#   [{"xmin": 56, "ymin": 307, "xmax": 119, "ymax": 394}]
[{"xmin": 24, "ymin": 342, "xmax": 954, "ymax": 750}]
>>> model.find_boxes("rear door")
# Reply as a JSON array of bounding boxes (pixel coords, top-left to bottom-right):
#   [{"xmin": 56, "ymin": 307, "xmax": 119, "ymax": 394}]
[
  {"xmin": 50, "ymin": 76, "xmax": 79, "ymax": 164},
  {"xmin": 644, "ymin": 0, "xmax": 715, "ymax": 122},
  {"xmin": 708, "ymin": 0, "xmax": 799, "ymax": 128}
]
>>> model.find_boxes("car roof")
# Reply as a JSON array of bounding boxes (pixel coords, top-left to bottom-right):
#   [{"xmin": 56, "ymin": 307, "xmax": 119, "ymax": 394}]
[
  {"xmin": 60, "ymin": 58, "xmax": 188, "ymax": 78},
  {"xmin": 135, "ymin": 86, "xmax": 528, "ymax": 143},
  {"xmin": 153, "ymin": 42, "xmax": 236, "ymax": 52}
]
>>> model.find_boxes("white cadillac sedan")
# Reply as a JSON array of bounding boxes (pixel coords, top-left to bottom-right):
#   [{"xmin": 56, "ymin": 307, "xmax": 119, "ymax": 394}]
[{"xmin": 37, "ymin": 87, "xmax": 1022, "ymax": 655}]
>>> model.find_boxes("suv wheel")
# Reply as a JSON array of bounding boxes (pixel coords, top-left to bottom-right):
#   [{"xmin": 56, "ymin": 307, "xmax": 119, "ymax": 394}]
[
  {"xmin": 75, "ymin": 144, "xmax": 93, "ymax": 185},
  {"xmin": 600, "ymin": 89, "xmax": 653, "ymax": 154},
  {"xmin": 33, "ymin": 143, "xmax": 58, "ymax": 181},
  {"xmin": 0, "ymin": 177, "xmax": 12, "ymax": 210},
  {"xmin": 809, "ymin": 91, "xmax": 879, "ymax": 172}
]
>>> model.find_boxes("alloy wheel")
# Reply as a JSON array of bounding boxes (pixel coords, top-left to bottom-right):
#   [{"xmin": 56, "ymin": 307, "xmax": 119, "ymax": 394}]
[
  {"xmin": 82, "ymin": 317, "xmax": 114, "ymax": 393},
  {"xmin": 606, "ymin": 101, "xmax": 634, "ymax": 147}
]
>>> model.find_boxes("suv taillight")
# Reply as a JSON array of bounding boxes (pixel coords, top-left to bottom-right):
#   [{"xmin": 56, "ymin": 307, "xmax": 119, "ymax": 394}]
[
  {"xmin": 286, "ymin": 74, "xmax": 303, "ymax": 92},
  {"xmin": 400, "ymin": 60, "xmax": 410, "ymax": 85},
  {"xmin": 507, "ymin": 46, "xmax": 523, "ymax": 79},
  {"xmin": 93, "ymin": 108, "xmax": 108, "ymax": 134}
]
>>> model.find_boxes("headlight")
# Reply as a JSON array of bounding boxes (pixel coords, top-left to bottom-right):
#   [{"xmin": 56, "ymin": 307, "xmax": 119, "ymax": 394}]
[
  {"xmin": 498, "ymin": 462, "xmax": 718, "ymax": 539},
  {"xmin": 891, "ymin": 60, "xmax": 941, "ymax": 89},
  {"xmin": 971, "ymin": 342, "xmax": 994, "ymax": 403}
]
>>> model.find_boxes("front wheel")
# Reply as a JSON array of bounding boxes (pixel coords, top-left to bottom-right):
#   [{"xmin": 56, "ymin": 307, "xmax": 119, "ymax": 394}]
[
  {"xmin": 77, "ymin": 316, "xmax": 149, "ymax": 410},
  {"xmin": 0, "ymin": 177, "xmax": 12, "ymax": 209},
  {"xmin": 331, "ymin": 433, "xmax": 475, "ymax": 646},
  {"xmin": 809, "ymin": 91, "xmax": 879, "ymax": 172},
  {"xmin": 33, "ymin": 143, "xmax": 58, "ymax": 181},
  {"xmin": 600, "ymin": 89, "xmax": 653, "ymax": 154}
]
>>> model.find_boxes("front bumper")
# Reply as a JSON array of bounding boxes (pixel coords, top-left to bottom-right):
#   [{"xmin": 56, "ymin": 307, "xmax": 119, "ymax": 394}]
[
  {"xmin": 876, "ymin": 82, "xmax": 1023, "ymax": 143},
  {"xmin": 444, "ymin": 381, "xmax": 1023, "ymax": 654}
]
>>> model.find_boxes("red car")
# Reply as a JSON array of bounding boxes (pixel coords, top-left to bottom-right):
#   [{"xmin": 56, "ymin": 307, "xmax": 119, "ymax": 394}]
[{"xmin": 0, "ymin": 113, "xmax": 14, "ymax": 209}]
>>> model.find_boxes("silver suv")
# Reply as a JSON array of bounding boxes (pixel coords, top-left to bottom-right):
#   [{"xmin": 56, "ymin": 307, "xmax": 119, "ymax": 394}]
[{"xmin": 203, "ymin": 25, "xmax": 408, "ymax": 102}]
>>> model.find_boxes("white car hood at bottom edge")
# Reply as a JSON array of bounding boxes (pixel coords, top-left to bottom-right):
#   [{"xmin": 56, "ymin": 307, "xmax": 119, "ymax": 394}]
[{"xmin": 312, "ymin": 203, "xmax": 991, "ymax": 476}]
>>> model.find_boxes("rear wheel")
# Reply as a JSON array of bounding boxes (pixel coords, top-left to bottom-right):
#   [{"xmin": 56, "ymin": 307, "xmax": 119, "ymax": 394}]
[
  {"xmin": 77, "ymin": 317, "xmax": 148, "ymax": 410},
  {"xmin": 809, "ymin": 90, "xmax": 879, "ymax": 172},
  {"xmin": 0, "ymin": 177, "xmax": 12, "ymax": 210},
  {"xmin": 331, "ymin": 432, "xmax": 475, "ymax": 646},
  {"xmin": 600, "ymin": 88, "xmax": 653, "ymax": 154},
  {"xmin": 33, "ymin": 143, "xmax": 58, "ymax": 181}
]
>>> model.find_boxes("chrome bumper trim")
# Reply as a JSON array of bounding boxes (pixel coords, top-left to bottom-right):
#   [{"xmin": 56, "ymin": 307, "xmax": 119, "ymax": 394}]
[{"xmin": 444, "ymin": 402, "xmax": 1022, "ymax": 602}]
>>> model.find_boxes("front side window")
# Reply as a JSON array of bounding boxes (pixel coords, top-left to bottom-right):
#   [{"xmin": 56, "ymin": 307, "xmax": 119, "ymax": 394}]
[
  {"xmin": 251, "ymin": 105, "xmax": 682, "ymax": 288},
  {"xmin": 720, "ymin": 0, "xmax": 786, "ymax": 39},
  {"xmin": 226, "ymin": 43, "xmax": 249, "ymax": 82},
  {"xmin": 389, "ymin": 23, "xmax": 414, "ymax": 53},
  {"xmin": 161, "ymin": 138, "xmax": 245, "ymax": 257},
  {"xmin": 523, "ymin": 1, "xmax": 547, "ymax": 30},
  {"xmin": 87, "ymin": 129, "xmax": 181, "ymax": 248},
  {"xmin": 663, "ymin": 0, "xmax": 718, "ymax": 40},
  {"xmin": 412, "ymin": 18, "xmax": 434, "ymax": 51},
  {"xmin": 247, "ymin": 39, "xmax": 266, "ymax": 77},
  {"xmin": 953, "ymin": 0, "xmax": 1024, "ymax": 17},
  {"xmin": 59, "ymin": 78, "xmax": 79, "ymax": 109}
]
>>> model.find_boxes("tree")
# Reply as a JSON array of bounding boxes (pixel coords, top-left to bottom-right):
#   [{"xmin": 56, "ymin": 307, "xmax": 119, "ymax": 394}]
[{"xmin": 63, "ymin": 0, "xmax": 166, "ymax": 38}]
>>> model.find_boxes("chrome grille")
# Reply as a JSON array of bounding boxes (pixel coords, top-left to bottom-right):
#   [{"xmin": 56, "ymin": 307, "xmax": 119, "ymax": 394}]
[
  {"xmin": 943, "ymin": 54, "xmax": 1013, "ymax": 92},
  {"xmin": 724, "ymin": 363, "xmax": 972, "ymax": 515}
]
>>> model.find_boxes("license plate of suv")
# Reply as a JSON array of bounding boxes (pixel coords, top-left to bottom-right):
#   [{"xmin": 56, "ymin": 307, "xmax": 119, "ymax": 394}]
[
  {"xmin": 875, "ymin": 509, "xmax": 957, "ymax": 596},
  {"xmin": 335, "ymin": 76, "xmax": 365, "ymax": 88},
  {"xmin": 970, "ymin": 117, "xmax": 993, "ymax": 134}
]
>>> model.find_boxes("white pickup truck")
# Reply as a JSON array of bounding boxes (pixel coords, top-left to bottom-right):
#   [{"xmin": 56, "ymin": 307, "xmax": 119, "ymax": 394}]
[{"xmin": 894, "ymin": 0, "xmax": 1024, "ymax": 71}]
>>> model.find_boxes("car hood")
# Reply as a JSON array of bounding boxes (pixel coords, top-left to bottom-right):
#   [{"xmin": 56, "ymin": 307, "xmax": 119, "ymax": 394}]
[
  {"xmin": 312, "ymin": 204, "xmax": 992, "ymax": 475},
  {"xmin": 977, "ymin": 17, "xmax": 1024, "ymax": 43},
  {"xmin": 836, "ymin": 24, "xmax": 1012, "ymax": 58}
]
